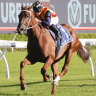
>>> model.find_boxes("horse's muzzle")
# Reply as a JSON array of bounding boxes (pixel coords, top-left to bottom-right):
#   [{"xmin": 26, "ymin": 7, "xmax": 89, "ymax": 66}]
[
  {"xmin": 19, "ymin": 28, "xmax": 25, "ymax": 32},
  {"xmin": 17, "ymin": 27, "xmax": 26, "ymax": 35}
]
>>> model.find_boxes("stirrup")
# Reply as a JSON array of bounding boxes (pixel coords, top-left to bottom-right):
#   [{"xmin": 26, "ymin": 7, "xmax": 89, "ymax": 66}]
[
  {"xmin": 56, "ymin": 34, "xmax": 61, "ymax": 40},
  {"xmin": 57, "ymin": 34, "xmax": 61, "ymax": 39}
]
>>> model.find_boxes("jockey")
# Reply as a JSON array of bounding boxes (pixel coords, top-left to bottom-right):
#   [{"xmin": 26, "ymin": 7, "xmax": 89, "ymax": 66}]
[{"xmin": 32, "ymin": 1, "xmax": 61, "ymax": 40}]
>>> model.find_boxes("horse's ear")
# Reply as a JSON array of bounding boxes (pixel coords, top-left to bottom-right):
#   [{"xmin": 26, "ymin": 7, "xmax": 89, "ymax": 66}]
[
  {"xmin": 21, "ymin": 4, "xmax": 24, "ymax": 10},
  {"xmin": 29, "ymin": 5, "xmax": 33, "ymax": 11}
]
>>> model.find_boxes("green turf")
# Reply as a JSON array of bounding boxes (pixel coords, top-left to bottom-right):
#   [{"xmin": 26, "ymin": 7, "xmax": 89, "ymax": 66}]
[{"xmin": 0, "ymin": 49, "xmax": 96, "ymax": 96}]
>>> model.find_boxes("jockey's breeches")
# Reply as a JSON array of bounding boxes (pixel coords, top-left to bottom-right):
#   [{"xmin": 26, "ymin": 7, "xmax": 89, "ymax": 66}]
[{"xmin": 50, "ymin": 16, "xmax": 59, "ymax": 25}]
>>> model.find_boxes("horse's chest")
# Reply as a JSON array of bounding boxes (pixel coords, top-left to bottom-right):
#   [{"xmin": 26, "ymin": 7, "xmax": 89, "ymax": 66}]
[
  {"xmin": 27, "ymin": 42, "xmax": 46, "ymax": 62},
  {"xmin": 27, "ymin": 41, "xmax": 43, "ymax": 56},
  {"xmin": 27, "ymin": 35, "xmax": 49, "ymax": 61}
]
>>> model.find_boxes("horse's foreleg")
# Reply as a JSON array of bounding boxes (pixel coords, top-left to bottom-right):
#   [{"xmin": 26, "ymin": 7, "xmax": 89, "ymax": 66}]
[
  {"xmin": 41, "ymin": 56, "xmax": 54, "ymax": 82},
  {"xmin": 51, "ymin": 63, "xmax": 59, "ymax": 95},
  {"xmin": 20, "ymin": 58, "xmax": 31, "ymax": 90}
]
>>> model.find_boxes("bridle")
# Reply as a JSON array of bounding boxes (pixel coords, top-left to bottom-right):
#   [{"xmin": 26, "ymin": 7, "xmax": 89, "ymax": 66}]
[{"xmin": 19, "ymin": 10, "xmax": 38, "ymax": 32}]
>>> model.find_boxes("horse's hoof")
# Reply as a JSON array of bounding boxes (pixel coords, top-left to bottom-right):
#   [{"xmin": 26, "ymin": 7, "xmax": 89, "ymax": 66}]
[
  {"xmin": 51, "ymin": 85, "xmax": 56, "ymax": 95},
  {"xmin": 44, "ymin": 77, "xmax": 49, "ymax": 82},
  {"xmin": 44, "ymin": 75, "xmax": 51, "ymax": 82},
  {"xmin": 44, "ymin": 78, "xmax": 48, "ymax": 82},
  {"xmin": 51, "ymin": 91, "xmax": 56, "ymax": 95},
  {"xmin": 46, "ymin": 74, "xmax": 51, "ymax": 79},
  {"xmin": 21, "ymin": 84, "xmax": 27, "ymax": 90}
]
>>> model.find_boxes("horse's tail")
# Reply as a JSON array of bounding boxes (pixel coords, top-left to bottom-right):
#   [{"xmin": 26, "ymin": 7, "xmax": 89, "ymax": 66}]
[{"xmin": 77, "ymin": 44, "xmax": 90, "ymax": 62}]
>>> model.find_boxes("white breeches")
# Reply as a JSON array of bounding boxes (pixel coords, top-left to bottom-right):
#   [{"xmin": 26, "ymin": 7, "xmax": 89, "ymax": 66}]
[{"xmin": 50, "ymin": 16, "xmax": 59, "ymax": 25}]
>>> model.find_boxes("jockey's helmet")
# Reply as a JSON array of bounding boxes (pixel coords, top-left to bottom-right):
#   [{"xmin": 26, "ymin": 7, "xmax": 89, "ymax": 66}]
[{"xmin": 33, "ymin": 1, "xmax": 43, "ymax": 12}]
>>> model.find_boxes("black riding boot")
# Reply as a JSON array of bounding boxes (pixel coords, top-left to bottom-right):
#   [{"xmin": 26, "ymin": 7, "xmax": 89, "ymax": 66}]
[
  {"xmin": 50, "ymin": 24, "xmax": 61, "ymax": 40},
  {"xmin": 49, "ymin": 24, "xmax": 61, "ymax": 58}
]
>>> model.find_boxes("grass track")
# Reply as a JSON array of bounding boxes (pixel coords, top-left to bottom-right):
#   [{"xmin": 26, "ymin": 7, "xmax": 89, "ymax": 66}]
[{"xmin": 0, "ymin": 49, "xmax": 96, "ymax": 96}]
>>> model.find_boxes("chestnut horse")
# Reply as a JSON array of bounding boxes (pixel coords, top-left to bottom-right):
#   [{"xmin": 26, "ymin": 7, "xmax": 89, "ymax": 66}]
[{"xmin": 17, "ymin": 5, "xmax": 90, "ymax": 95}]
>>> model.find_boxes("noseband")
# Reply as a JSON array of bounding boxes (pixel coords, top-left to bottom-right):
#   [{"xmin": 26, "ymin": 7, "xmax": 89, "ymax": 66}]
[{"xmin": 19, "ymin": 10, "xmax": 38, "ymax": 32}]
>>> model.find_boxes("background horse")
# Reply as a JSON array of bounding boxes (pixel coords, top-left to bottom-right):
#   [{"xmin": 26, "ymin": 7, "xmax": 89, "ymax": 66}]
[{"xmin": 17, "ymin": 5, "xmax": 90, "ymax": 95}]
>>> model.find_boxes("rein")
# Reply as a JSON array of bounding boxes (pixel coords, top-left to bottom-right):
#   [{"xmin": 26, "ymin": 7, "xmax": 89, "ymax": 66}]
[{"xmin": 21, "ymin": 10, "xmax": 38, "ymax": 30}]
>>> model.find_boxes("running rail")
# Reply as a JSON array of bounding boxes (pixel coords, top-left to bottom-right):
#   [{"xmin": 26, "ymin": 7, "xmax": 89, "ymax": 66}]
[{"xmin": 0, "ymin": 39, "xmax": 95, "ymax": 77}]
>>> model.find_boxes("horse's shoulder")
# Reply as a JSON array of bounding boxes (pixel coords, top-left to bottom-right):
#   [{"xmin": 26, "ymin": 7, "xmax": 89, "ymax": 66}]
[
  {"xmin": 40, "ymin": 27, "xmax": 52, "ymax": 36},
  {"xmin": 40, "ymin": 27, "xmax": 55, "ymax": 44}
]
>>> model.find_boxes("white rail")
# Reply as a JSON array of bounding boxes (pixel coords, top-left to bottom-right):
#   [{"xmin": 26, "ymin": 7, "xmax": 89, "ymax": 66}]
[
  {"xmin": 0, "ymin": 40, "xmax": 27, "ymax": 79},
  {"xmin": 0, "ymin": 50, "xmax": 9, "ymax": 79},
  {"xmin": 0, "ymin": 40, "xmax": 27, "ymax": 48},
  {"xmin": 0, "ymin": 39, "xmax": 95, "ymax": 78}
]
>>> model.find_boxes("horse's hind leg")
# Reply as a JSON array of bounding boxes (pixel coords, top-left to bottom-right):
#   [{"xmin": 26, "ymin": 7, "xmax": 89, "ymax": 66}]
[
  {"xmin": 59, "ymin": 49, "xmax": 74, "ymax": 78},
  {"xmin": 51, "ymin": 50, "xmax": 74, "ymax": 94},
  {"xmin": 20, "ymin": 58, "xmax": 31, "ymax": 90},
  {"xmin": 51, "ymin": 62, "xmax": 58, "ymax": 95}
]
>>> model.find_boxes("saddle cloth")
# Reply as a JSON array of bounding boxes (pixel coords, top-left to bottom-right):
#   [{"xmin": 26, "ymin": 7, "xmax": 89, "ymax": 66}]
[{"xmin": 49, "ymin": 24, "xmax": 73, "ymax": 47}]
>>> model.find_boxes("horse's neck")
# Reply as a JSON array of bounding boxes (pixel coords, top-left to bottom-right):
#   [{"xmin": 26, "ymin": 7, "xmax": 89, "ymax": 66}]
[{"xmin": 30, "ymin": 14, "xmax": 41, "ymax": 39}]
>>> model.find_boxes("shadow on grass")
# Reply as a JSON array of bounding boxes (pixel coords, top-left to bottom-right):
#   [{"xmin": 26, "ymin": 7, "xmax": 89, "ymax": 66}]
[
  {"xmin": 0, "ymin": 93, "xmax": 23, "ymax": 96},
  {"xmin": 0, "ymin": 93, "xmax": 34, "ymax": 96},
  {"xmin": 60, "ymin": 78, "xmax": 95, "ymax": 82},
  {"xmin": 0, "ymin": 80, "xmax": 44, "ymax": 88},
  {"xmin": 0, "ymin": 78, "xmax": 95, "ymax": 89},
  {"xmin": 59, "ymin": 78, "xmax": 96, "ymax": 87},
  {"xmin": 59, "ymin": 83, "xmax": 96, "ymax": 87},
  {"xmin": 0, "ymin": 81, "xmax": 45, "ymax": 96}
]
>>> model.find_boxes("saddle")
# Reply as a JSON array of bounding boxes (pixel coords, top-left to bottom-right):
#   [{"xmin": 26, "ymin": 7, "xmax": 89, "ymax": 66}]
[
  {"xmin": 49, "ymin": 24, "xmax": 73, "ymax": 58},
  {"xmin": 39, "ymin": 23, "xmax": 73, "ymax": 58}
]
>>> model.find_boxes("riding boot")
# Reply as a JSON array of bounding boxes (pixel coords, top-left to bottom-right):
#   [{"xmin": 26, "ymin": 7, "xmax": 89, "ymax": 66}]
[
  {"xmin": 50, "ymin": 24, "xmax": 61, "ymax": 40},
  {"xmin": 49, "ymin": 24, "xmax": 61, "ymax": 58}
]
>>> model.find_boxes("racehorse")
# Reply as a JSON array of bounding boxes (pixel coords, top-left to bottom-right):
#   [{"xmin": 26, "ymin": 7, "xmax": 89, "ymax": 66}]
[{"xmin": 17, "ymin": 5, "xmax": 90, "ymax": 95}]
